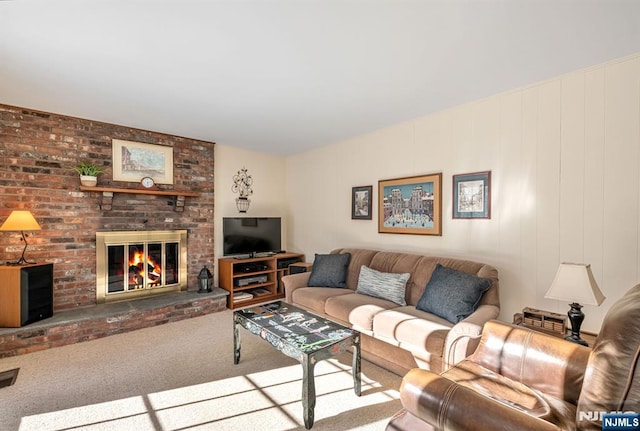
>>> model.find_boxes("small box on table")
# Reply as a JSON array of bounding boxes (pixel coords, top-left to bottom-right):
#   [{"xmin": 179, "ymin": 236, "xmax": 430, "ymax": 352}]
[{"xmin": 521, "ymin": 307, "xmax": 567, "ymax": 337}]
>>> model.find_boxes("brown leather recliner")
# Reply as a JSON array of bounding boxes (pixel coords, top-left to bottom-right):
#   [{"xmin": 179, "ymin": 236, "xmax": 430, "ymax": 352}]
[{"xmin": 386, "ymin": 284, "xmax": 640, "ymax": 431}]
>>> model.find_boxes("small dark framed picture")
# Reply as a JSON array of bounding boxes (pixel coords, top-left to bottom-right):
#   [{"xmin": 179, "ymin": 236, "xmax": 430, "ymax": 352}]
[
  {"xmin": 352, "ymin": 185, "xmax": 373, "ymax": 220},
  {"xmin": 453, "ymin": 171, "xmax": 491, "ymax": 219}
]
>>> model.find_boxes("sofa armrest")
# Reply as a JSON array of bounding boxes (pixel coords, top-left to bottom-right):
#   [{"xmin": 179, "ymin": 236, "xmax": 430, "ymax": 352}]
[
  {"xmin": 399, "ymin": 368, "xmax": 560, "ymax": 431},
  {"xmin": 281, "ymin": 272, "xmax": 311, "ymax": 303},
  {"xmin": 470, "ymin": 320, "xmax": 591, "ymax": 404},
  {"xmin": 443, "ymin": 304, "xmax": 499, "ymax": 369}
]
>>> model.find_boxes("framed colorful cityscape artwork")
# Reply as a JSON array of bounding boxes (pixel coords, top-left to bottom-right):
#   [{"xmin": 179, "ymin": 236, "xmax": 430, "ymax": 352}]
[
  {"xmin": 452, "ymin": 171, "xmax": 491, "ymax": 219},
  {"xmin": 378, "ymin": 173, "xmax": 442, "ymax": 235}
]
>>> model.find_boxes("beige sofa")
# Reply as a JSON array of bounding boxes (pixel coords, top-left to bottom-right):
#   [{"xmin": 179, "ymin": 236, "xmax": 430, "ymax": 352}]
[{"xmin": 282, "ymin": 248, "xmax": 500, "ymax": 376}]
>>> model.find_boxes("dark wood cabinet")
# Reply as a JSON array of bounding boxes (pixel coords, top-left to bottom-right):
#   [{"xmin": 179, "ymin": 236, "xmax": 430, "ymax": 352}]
[{"xmin": 0, "ymin": 263, "xmax": 53, "ymax": 327}]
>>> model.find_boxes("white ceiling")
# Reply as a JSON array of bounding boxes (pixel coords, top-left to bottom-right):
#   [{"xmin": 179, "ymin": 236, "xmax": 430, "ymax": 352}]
[{"xmin": 1, "ymin": 1, "xmax": 639, "ymax": 155}]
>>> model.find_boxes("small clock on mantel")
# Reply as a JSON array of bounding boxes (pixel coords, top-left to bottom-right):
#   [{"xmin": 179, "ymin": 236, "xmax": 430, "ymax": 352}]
[{"xmin": 138, "ymin": 176, "xmax": 159, "ymax": 190}]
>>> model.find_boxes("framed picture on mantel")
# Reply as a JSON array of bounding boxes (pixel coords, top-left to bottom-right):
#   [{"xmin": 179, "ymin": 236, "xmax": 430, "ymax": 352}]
[{"xmin": 112, "ymin": 139, "xmax": 174, "ymax": 184}]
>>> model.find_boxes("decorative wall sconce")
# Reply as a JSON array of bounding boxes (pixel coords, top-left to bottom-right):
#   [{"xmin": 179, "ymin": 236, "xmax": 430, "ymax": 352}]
[{"xmin": 232, "ymin": 167, "xmax": 253, "ymax": 213}]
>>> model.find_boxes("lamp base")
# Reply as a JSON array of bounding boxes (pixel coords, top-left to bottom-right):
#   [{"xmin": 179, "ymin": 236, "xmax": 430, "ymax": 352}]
[
  {"xmin": 5, "ymin": 259, "xmax": 37, "ymax": 266},
  {"xmin": 565, "ymin": 333, "xmax": 589, "ymax": 346},
  {"xmin": 5, "ymin": 231, "xmax": 36, "ymax": 265},
  {"xmin": 565, "ymin": 302, "xmax": 589, "ymax": 347}
]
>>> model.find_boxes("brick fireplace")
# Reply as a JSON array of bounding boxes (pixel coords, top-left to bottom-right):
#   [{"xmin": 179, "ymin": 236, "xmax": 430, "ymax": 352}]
[{"xmin": 0, "ymin": 104, "xmax": 215, "ymax": 312}]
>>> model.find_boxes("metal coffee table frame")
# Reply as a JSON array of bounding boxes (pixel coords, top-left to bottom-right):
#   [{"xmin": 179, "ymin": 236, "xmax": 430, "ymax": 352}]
[{"xmin": 233, "ymin": 301, "xmax": 361, "ymax": 429}]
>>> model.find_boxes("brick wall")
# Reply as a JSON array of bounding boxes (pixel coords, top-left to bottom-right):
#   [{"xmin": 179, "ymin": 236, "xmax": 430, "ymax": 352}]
[{"xmin": 0, "ymin": 104, "xmax": 215, "ymax": 310}]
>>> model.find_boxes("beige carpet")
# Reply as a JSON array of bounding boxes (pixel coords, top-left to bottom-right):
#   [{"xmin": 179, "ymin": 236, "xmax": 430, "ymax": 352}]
[{"xmin": 0, "ymin": 309, "xmax": 402, "ymax": 431}]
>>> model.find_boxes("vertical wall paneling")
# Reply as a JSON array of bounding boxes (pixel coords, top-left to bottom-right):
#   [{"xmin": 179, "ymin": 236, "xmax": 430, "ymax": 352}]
[
  {"xmin": 496, "ymin": 91, "xmax": 523, "ymax": 316},
  {"xmin": 451, "ymin": 105, "xmax": 474, "ymax": 171},
  {"xmin": 471, "ymin": 98, "xmax": 501, "ymax": 170},
  {"xmin": 449, "ymin": 104, "xmax": 474, "ymax": 236},
  {"xmin": 520, "ymin": 87, "xmax": 539, "ymax": 307},
  {"xmin": 583, "ymin": 67, "xmax": 606, "ymax": 326},
  {"xmin": 414, "ymin": 112, "xmax": 453, "ymax": 240},
  {"xmin": 536, "ymin": 80, "xmax": 563, "ymax": 310},
  {"xmin": 559, "ymin": 72, "xmax": 586, "ymax": 262},
  {"xmin": 466, "ymin": 98, "xmax": 500, "ymax": 252},
  {"xmin": 602, "ymin": 58, "xmax": 640, "ymax": 320}
]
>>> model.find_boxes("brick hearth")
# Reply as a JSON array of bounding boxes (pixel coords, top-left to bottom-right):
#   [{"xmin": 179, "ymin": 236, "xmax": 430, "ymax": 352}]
[{"xmin": 0, "ymin": 289, "xmax": 228, "ymax": 358}]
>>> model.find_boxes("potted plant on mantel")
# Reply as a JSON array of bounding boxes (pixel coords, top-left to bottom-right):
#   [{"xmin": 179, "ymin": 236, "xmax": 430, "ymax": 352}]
[{"xmin": 73, "ymin": 161, "xmax": 104, "ymax": 187}]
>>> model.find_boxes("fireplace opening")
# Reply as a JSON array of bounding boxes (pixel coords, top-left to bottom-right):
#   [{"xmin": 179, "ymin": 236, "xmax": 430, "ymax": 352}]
[{"xmin": 97, "ymin": 230, "xmax": 187, "ymax": 303}]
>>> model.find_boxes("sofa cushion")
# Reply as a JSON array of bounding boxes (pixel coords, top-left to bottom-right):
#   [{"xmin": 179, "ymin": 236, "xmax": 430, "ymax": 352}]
[
  {"xmin": 355, "ymin": 265, "xmax": 409, "ymax": 306},
  {"xmin": 325, "ymin": 292, "xmax": 398, "ymax": 332},
  {"xmin": 443, "ymin": 360, "xmax": 554, "ymax": 418},
  {"xmin": 308, "ymin": 253, "xmax": 351, "ymax": 288},
  {"xmin": 416, "ymin": 263, "xmax": 492, "ymax": 324},
  {"xmin": 291, "ymin": 287, "xmax": 352, "ymax": 315},
  {"xmin": 373, "ymin": 306, "xmax": 451, "ymax": 359}
]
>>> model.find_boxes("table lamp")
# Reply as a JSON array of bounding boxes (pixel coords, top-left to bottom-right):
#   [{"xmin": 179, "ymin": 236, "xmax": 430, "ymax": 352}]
[
  {"xmin": 544, "ymin": 263, "xmax": 606, "ymax": 346},
  {"xmin": 0, "ymin": 210, "xmax": 42, "ymax": 265}
]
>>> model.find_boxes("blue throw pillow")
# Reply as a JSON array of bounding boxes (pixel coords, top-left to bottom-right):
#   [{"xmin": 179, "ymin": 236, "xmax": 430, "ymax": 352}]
[
  {"xmin": 308, "ymin": 253, "xmax": 351, "ymax": 288},
  {"xmin": 416, "ymin": 264, "xmax": 492, "ymax": 323}
]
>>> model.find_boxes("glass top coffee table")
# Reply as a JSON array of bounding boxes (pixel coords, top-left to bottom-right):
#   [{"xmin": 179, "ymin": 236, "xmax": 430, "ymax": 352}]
[{"xmin": 233, "ymin": 301, "xmax": 361, "ymax": 429}]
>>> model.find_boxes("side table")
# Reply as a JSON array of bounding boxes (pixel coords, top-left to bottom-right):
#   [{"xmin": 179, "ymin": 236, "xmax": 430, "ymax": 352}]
[{"xmin": 513, "ymin": 312, "xmax": 597, "ymax": 346}]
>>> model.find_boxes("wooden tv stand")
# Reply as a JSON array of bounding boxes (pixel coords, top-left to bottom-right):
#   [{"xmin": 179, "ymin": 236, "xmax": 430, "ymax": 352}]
[{"xmin": 218, "ymin": 253, "xmax": 304, "ymax": 309}]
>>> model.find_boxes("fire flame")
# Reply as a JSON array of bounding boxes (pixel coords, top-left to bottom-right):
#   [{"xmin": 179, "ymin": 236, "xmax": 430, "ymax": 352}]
[{"xmin": 129, "ymin": 250, "xmax": 162, "ymax": 288}]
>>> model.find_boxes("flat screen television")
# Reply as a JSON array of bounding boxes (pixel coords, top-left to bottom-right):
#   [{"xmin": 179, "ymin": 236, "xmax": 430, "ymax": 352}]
[{"xmin": 222, "ymin": 217, "xmax": 282, "ymax": 257}]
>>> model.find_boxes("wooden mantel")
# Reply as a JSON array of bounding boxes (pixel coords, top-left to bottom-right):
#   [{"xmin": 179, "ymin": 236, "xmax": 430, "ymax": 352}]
[{"xmin": 79, "ymin": 186, "xmax": 201, "ymax": 212}]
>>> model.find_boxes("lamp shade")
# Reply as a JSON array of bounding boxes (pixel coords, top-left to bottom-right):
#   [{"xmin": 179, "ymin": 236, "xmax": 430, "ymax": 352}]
[
  {"xmin": 0, "ymin": 211, "xmax": 41, "ymax": 231},
  {"xmin": 544, "ymin": 263, "xmax": 606, "ymax": 306}
]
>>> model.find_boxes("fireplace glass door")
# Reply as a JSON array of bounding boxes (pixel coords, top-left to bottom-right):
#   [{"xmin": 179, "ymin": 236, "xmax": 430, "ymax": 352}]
[
  {"xmin": 96, "ymin": 230, "xmax": 187, "ymax": 303},
  {"xmin": 106, "ymin": 241, "xmax": 180, "ymax": 293}
]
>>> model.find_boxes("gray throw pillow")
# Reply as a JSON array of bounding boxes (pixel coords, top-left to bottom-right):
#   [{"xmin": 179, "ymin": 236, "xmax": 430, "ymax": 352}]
[
  {"xmin": 355, "ymin": 265, "xmax": 409, "ymax": 306},
  {"xmin": 416, "ymin": 264, "xmax": 492, "ymax": 324},
  {"xmin": 308, "ymin": 253, "xmax": 351, "ymax": 288}
]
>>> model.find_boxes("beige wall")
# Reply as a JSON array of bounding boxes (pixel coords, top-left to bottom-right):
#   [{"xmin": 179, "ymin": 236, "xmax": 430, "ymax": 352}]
[
  {"xmin": 285, "ymin": 53, "xmax": 640, "ymax": 333},
  {"xmin": 213, "ymin": 145, "xmax": 288, "ymax": 282},
  {"xmin": 214, "ymin": 54, "xmax": 639, "ymax": 332}
]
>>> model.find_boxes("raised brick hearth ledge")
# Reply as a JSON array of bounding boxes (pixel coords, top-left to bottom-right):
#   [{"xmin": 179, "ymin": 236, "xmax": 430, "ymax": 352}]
[{"xmin": 0, "ymin": 289, "xmax": 228, "ymax": 358}]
